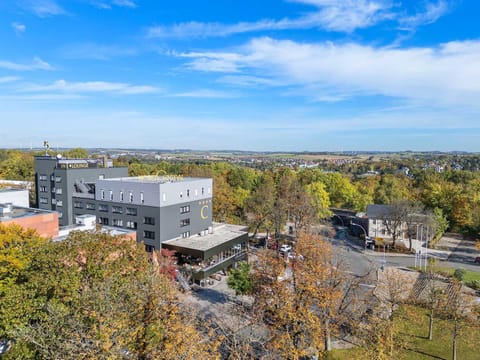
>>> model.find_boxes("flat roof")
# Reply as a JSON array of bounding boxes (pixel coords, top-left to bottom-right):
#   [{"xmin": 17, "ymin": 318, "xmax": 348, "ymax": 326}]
[
  {"xmin": 102, "ymin": 175, "xmax": 209, "ymax": 184},
  {"xmin": 0, "ymin": 205, "xmax": 56, "ymax": 221},
  {"xmin": 0, "ymin": 188, "xmax": 27, "ymax": 193},
  {"xmin": 163, "ymin": 223, "xmax": 247, "ymax": 252}
]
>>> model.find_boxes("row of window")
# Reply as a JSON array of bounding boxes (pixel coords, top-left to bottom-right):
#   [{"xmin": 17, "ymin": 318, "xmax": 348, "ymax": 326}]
[
  {"xmin": 100, "ymin": 190, "xmax": 145, "ymax": 204},
  {"xmin": 38, "ymin": 175, "xmax": 62, "ymax": 182},
  {"xmin": 180, "ymin": 205, "xmax": 190, "ymax": 214}
]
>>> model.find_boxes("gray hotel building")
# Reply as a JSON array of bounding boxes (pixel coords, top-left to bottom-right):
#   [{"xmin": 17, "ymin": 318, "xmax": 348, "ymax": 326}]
[{"xmin": 34, "ymin": 156, "xmax": 247, "ymax": 280}]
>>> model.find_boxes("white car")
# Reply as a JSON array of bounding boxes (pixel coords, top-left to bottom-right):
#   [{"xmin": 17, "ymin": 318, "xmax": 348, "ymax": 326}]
[{"xmin": 279, "ymin": 244, "xmax": 292, "ymax": 254}]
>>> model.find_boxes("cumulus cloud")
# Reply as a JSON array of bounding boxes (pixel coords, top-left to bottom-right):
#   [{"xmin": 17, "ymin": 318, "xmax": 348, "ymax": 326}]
[
  {"xmin": 12, "ymin": 22, "xmax": 26, "ymax": 36},
  {"xmin": 175, "ymin": 37, "xmax": 480, "ymax": 106},
  {"xmin": 0, "ymin": 57, "xmax": 53, "ymax": 71}
]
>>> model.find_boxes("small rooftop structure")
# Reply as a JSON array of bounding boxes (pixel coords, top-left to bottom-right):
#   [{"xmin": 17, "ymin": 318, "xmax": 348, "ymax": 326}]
[
  {"xmin": 366, "ymin": 204, "xmax": 393, "ymax": 218},
  {"xmin": 0, "ymin": 188, "xmax": 29, "ymax": 207}
]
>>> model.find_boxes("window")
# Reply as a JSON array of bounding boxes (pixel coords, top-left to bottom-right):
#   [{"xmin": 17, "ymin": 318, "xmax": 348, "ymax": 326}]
[
  {"xmin": 143, "ymin": 230, "xmax": 155, "ymax": 239},
  {"xmin": 145, "ymin": 245, "xmax": 155, "ymax": 252},
  {"xmin": 372, "ymin": 219, "xmax": 377, "ymax": 225},
  {"xmin": 195, "ymin": 189, "xmax": 198, "ymax": 196},
  {"xmin": 120, "ymin": 191, "xmax": 124, "ymax": 201},
  {"xmin": 101, "ymin": 189, "xmax": 105, "ymax": 199},
  {"xmin": 113, "ymin": 218, "xmax": 123, "ymax": 227},
  {"xmin": 180, "ymin": 218, "xmax": 190, "ymax": 227},
  {"xmin": 140, "ymin": 192, "xmax": 144, "ymax": 203},
  {"xmin": 143, "ymin": 217, "xmax": 155, "ymax": 225},
  {"xmin": 39, "ymin": 186, "xmax": 47, "ymax": 192},
  {"xmin": 50, "ymin": 175, "xmax": 55, "ymax": 181},
  {"xmin": 39, "ymin": 174, "xmax": 47, "ymax": 181},
  {"xmin": 186, "ymin": 189, "xmax": 190, "ymax": 197},
  {"xmin": 51, "ymin": 199, "xmax": 56, "ymax": 205},
  {"xmin": 56, "ymin": 188, "xmax": 62, "ymax": 194},
  {"xmin": 126, "ymin": 221, "xmax": 137, "ymax": 229},
  {"xmin": 56, "ymin": 200, "xmax": 63, "ymax": 206},
  {"xmin": 202, "ymin": 187, "xmax": 204, "ymax": 195},
  {"xmin": 179, "ymin": 192, "xmax": 183, "ymax": 198},
  {"xmin": 86, "ymin": 203, "xmax": 95, "ymax": 210},
  {"xmin": 112, "ymin": 206, "xmax": 123, "ymax": 214},
  {"xmin": 58, "ymin": 211, "xmax": 63, "ymax": 219},
  {"xmin": 39, "ymin": 197, "xmax": 48, "ymax": 204},
  {"xmin": 99, "ymin": 175, "xmax": 105, "ymax": 180},
  {"xmin": 51, "ymin": 187, "xmax": 56, "ymax": 193},
  {"xmin": 109, "ymin": 190, "xmax": 113, "ymax": 201},
  {"xmin": 162, "ymin": 193, "xmax": 166, "ymax": 202},
  {"xmin": 98, "ymin": 204, "xmax": 109, "ymax": 212},
  {"xmin": 181, "ymin": 231, "xmax": 190, "ymax": 238},
  {"xmin": 98, "ymin": 217, "xmax": 109, "ymax": 225},
  {"xmin": 55, "ymin": 176, "xmax": 62, "ymax": 183},
  {"xmin": 180, "ymin": 205, "xmax": 190, "ymax": 214},
  {"xmin": 208, "ymin": 187, "xmax": 211, "ymax": 194},
  {"xmin": 126, "ymin": 207, "xmax": 137, "ymax": 216},
  {"xmin": 74, "ymin": 201, "xmax": 83, "ymax": 209},
  {"xmin": 129, "ymin": 192, "xmax": 133, "ymax": 202}
]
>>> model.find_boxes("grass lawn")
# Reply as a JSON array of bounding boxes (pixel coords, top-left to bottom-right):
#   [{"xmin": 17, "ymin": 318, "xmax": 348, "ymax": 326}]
[
  {"xmin": 409, "ymin": 266, "xmax": 480, "ymax": 283},
  {"xmin": 328, "ymin": 305, "xmax": 479, "ymax": 360}
]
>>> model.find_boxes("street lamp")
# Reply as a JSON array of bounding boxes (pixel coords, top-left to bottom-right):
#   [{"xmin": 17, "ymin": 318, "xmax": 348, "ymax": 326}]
[{"xmin": 350, "ymin": 222, "xmax": 368, "ymax": 250}]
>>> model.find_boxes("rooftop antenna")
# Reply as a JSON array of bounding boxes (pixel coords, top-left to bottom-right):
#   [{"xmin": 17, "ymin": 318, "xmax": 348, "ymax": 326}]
[{"xmin": 43, "ymin": 140, "xmax": 50, "ymax": 156}]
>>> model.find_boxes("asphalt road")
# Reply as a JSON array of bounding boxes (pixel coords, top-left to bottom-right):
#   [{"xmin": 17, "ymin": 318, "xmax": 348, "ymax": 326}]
[{"xmin": 333, "ymin": 228, "xmax": 480, "ymax": 273}]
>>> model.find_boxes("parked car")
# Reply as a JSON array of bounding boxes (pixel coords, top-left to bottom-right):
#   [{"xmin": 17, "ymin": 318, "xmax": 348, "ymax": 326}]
[
  {"xmin": 474, "ymin": 256, "xmax": 480, "ymax": 264},
  {"xmin": 279, "ymin": 244, "xmax": 292, "ymax": 254}
]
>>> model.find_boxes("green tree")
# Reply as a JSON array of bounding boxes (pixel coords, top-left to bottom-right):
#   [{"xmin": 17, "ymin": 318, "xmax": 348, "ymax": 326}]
[
  {"xmin": 62, "ymin": 148, "xmax": 89, "ymax": 158},
  {"xmin": 0, "ymin": 223, "xmax": 47, "ymax": 295},
  {"xmin": 227, "ymin": 261, "xmax": 253, "ymax": 296},
  {"xmin": 305, "ymin": 181, "xmax": 332, "ymax": 220}
]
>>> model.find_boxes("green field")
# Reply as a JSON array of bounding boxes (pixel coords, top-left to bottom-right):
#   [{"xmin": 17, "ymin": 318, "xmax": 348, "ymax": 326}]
[{"xmin": 329, "ymin": 305, "xmax": 479, "ymax": 360}]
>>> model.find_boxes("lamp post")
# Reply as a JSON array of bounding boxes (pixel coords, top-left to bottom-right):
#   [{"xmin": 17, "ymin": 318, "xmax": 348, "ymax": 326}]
[{"xmin": 350, "ymin": 222, "xmax": 368, "ymax": 251}]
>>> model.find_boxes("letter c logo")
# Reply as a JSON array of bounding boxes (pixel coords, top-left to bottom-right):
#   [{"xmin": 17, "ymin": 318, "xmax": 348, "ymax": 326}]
[{"xmin": 200, "ymin": 205, "xmax": 208, "ymax": 220}]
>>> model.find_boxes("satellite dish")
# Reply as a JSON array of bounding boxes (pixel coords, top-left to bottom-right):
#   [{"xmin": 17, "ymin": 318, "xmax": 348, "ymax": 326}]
[{"xmin": 56, "ymin": 154, "xmax": 62, "ymax": 159}]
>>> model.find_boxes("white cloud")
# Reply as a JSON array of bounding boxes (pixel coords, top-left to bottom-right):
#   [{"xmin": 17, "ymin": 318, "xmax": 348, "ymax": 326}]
[
  {"xmin": 0, "ymin": 76, "xmax": 20, "ymax": 84},
  {"xmin": 176, "ymin": 37, "xmax": 480, "ymax": 107},
  {"xmin": 0, "ymin": 57, "xmax": 53, "ymax": 71},
  {"xmin": 12, "ymin": 22, "xmax": 26, "ymax": 36},
  {"xmin": 148, "ymin": 1, "xmax": 451, "ymax": 38},
  {"xmin": 22, "ymin": 79, "xmax": 160, "ymax": 95},
  {"xmin": 148, "ymin": 0, "xmax": 393, "ymax": 37},
  {"xmin": 20, "ymin": 0, "xmax": 66, "ymax": 17},
  {"xmin": 398, "ymin": 0, "xmax": 450, "ymax": 30},
  {"xmin": 91, "ymin": 0, "xmax": 137, "ymax": 9}
]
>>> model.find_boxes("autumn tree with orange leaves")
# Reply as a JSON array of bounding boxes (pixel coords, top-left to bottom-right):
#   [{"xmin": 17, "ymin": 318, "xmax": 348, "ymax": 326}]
[
  {"xmin": 252, "ymin": 232, "xmax": 362, "ymax": 359},
  {"xmin": 0, "ymin": 230, "xmax": 219, "ymax": 360}
]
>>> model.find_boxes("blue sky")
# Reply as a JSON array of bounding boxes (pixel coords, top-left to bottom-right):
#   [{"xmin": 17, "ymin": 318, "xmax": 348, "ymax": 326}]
[{"xmin": 1, "ymin": 0, "xmax": 480, "ymax": 151}]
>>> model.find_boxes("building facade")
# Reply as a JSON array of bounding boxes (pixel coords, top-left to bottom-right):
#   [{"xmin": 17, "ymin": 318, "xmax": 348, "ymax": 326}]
[
  {"xmin": 71, "ymin": 175, "xmax": 214, "ymax": 250},
  {"xmin": 34, "ymin": 156, "xmax": 128, "ymax": 226}
]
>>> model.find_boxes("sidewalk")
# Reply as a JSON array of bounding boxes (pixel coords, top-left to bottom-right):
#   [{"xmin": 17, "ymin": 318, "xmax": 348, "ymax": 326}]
[{"xmin": 344, "ymin": 234, "xmax": 448, "ymax": 258}]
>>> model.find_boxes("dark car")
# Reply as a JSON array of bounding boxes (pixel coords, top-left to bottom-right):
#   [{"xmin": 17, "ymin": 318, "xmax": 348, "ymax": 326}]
[{"xmin": 474, "ymin": 256, "xmax": 480, "ymax": 264}]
